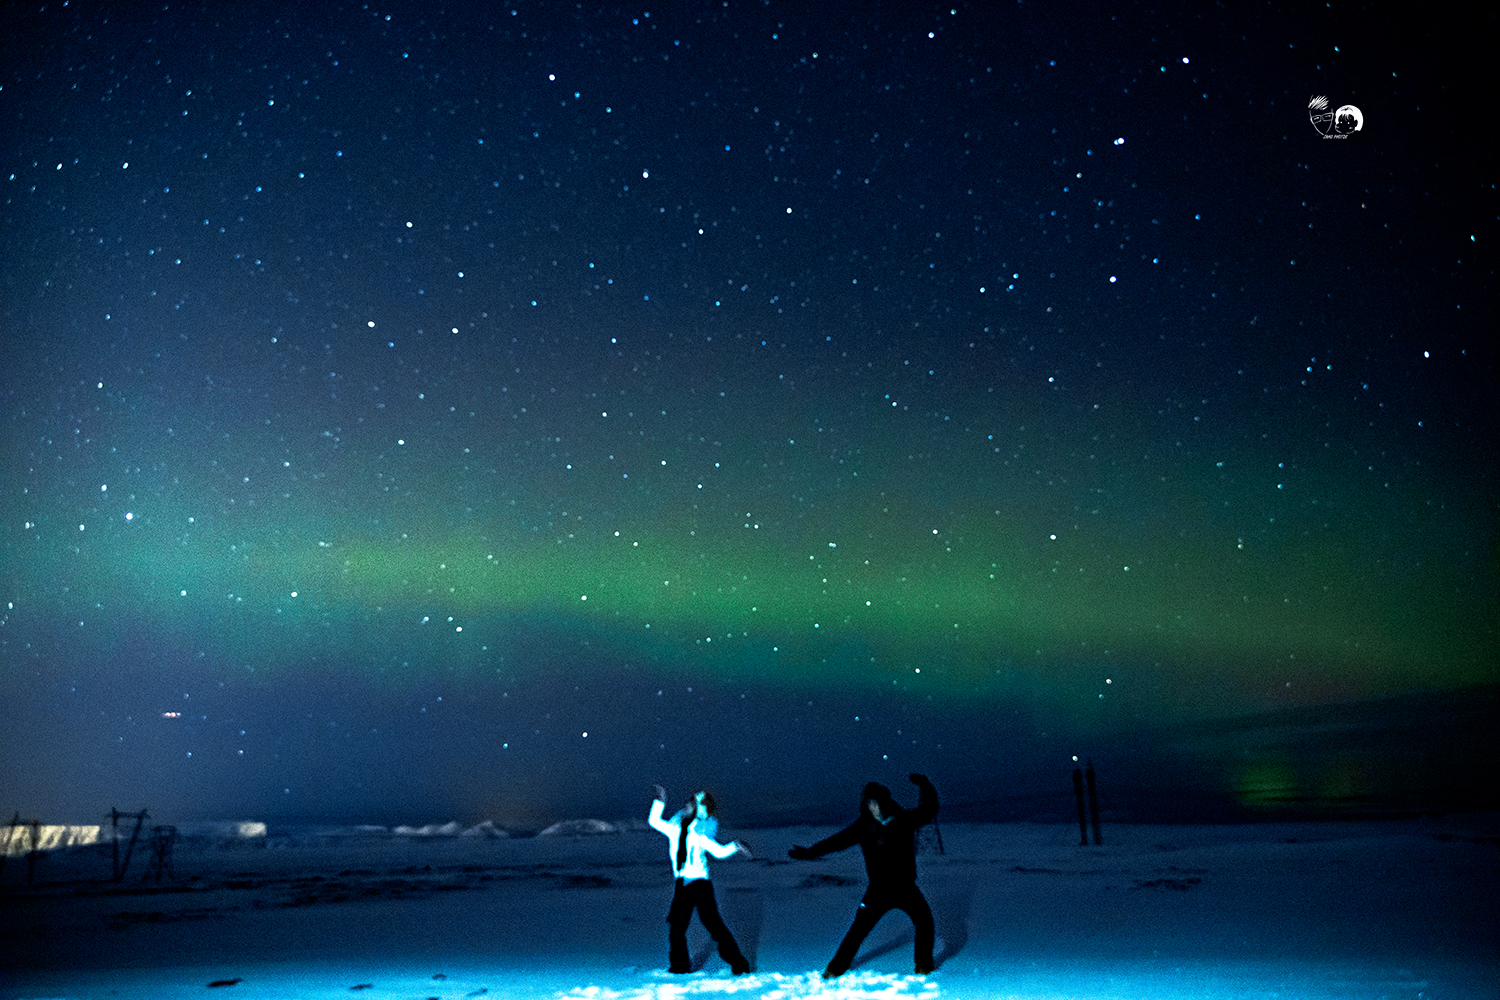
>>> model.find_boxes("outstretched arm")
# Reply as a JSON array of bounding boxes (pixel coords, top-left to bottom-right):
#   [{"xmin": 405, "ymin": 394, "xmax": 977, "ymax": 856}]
[
  {"xmin": 692, "ymin": 827, "xmax": 745, "ymax": 860},
  {"xmin": 788, "ymin": 818, "xmax": 863, "ymax": 860}
]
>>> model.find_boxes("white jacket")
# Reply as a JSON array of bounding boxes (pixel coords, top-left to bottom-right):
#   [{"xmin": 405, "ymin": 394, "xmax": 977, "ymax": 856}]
[{"xmin": 648, "ymin": 799, "xmax": 739, "ymax": 881}]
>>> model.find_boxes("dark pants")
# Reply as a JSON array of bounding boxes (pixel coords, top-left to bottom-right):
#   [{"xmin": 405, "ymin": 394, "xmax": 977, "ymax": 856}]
[
  {"xmin": 825, "ymin": 882, "xmax": 935, "ymax": 978},
  {"xmin": 666, "ymin": 877, "xmax": 749, "ymax": 974}
]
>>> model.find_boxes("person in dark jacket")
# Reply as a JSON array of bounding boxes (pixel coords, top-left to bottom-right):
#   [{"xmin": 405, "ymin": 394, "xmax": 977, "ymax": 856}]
[{"xmin": 788, "ymin": 773, "xmax": 938, "ymax": 978}]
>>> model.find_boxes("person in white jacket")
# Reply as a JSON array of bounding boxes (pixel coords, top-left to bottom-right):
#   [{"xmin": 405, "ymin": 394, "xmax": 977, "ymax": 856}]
[{"xmin": 648, "ymin": 784, "xmax": 752, "ymax": 975}]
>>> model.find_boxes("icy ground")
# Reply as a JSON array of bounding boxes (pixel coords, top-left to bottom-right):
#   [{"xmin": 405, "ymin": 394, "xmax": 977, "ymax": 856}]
[{"xmin": 3, "ymin": 818, "xmax": 1496, "ymax": 999}]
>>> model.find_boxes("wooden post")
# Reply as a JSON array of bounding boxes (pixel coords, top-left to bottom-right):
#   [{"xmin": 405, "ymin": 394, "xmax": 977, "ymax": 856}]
[
  {"xmin": 1086, "ymin": 764, "xmax": 1102, "ymax": 846},
  {"xmin": 1072, "ymin": 768, "xmax": 1088, "ymax": 846},
  {"xmin": 109, "ymin": 808, "xmax": 149, "ymax": 881},
  {"xmin": 0, "ymin": 812, "xmax": 19, "ymax": 879}
]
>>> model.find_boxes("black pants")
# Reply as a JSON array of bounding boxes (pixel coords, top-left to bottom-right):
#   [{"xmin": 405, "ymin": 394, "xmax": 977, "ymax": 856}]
[
  {"xmin": 825, "ymin": 881, "xmax": 935, "ymax": 978},
  {"xmin": 666, "ymin": 877, "xmax": 749, "ymax": 974}
]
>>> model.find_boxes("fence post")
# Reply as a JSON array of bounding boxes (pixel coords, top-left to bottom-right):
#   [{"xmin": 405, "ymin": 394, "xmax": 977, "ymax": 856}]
[
  {"xmin": 1073, "ymin": 768, "xmax": 1088, "ymax": 845},
  {"xmin": 109, "ymin": 808, "xmax": 149, "ymax": 881},
  {"xmin": 1086, "ymin": 764, "xmax": 1102, "ymax": 846}
]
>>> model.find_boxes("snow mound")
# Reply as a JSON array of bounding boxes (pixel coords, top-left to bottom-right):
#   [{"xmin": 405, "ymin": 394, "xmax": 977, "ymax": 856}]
[
  {"xmin": 177, "ymin": 820, "xmax": 267, "ymax": 841},
  {"xmin": 392, "ymin": 821, "xmax": 464, "ymax": 837},
  {"xmin": 459, "ymin": 819, "xmax": 509, "ymax": 838},
  {"xmin": 538, "ymin": 818, "xmax": 620, "ymax": 837}
]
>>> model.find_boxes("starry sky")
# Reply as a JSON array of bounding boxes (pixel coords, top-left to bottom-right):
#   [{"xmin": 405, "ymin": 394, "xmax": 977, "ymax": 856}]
[{"xmin": 2, "ymin": 3, "xmax": 1495, "ymax": 829}]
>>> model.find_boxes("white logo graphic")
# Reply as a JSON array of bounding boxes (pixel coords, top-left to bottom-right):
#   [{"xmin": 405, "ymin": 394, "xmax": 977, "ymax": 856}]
[{"xmin": 1309, "ymin": 96, "xmax": 1363, "ymax": 138}]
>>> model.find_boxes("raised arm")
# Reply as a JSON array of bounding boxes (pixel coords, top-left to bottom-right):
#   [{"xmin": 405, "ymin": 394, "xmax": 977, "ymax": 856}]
[
  {"xmin": 647, "ymin": 793, "xmax": 676, "ymax": 836},
  {"xmin": 908, "ymin": 773, "xmax": 939, "ymax": 826}
]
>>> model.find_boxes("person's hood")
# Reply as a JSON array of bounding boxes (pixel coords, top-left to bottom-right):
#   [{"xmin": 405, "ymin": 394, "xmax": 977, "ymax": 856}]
[{"xmin": 862, "ymin": 781, "xmax": 896, "ymax": 812}]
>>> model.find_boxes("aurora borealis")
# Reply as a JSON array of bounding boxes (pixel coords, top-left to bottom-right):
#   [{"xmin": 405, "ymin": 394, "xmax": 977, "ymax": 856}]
[{"xmin": 3, "ymin": 3, "xmax": 1494, "ymax": 828}]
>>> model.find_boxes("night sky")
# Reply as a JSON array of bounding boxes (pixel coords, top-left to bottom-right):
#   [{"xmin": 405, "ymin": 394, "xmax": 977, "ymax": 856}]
[{"xmin": 3, "ymin": 3, "xmax": 1494, "ymax": 830}]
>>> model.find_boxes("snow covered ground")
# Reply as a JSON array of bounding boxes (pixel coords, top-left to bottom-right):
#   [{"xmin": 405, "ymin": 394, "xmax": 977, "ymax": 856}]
[{"xmin": 2, "ymin": 817, "xmax": 1496, "ymax": 999}]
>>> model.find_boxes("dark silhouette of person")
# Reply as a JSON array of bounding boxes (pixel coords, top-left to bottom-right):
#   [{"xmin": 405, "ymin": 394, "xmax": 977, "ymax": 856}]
[
  {"xmin": 648, "ymin": 785, "xmax": 752, "ymax": 975},
  {"xmin": 788, "ymin": 773, "xmax": 938, "ymax": 978}
]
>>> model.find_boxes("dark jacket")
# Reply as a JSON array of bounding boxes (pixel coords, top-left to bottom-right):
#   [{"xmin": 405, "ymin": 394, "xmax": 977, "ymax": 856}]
[{"xmin": 796, "ymin": 775, "xmax": 938, "ymax": 886}]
